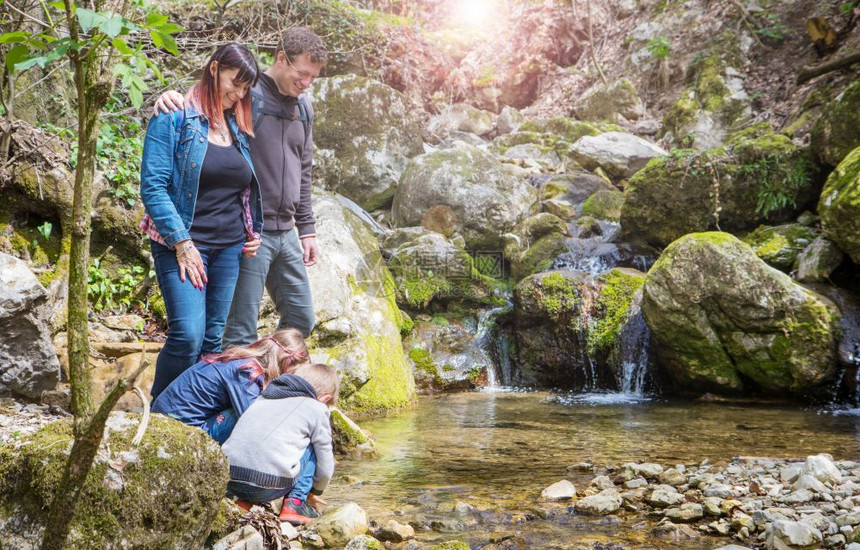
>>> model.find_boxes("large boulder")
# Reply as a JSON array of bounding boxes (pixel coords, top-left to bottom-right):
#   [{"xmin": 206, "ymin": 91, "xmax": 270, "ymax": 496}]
[
  {"xmin": 503, "ymin": 213, "xmax": 569, "ymax": 281},
  {"xmin": 642, "ymin": 232, "xmax": 840, "ymax": 396},
  {"xmin": 0, "ymin": 412, "xmax": 228, "ymax": 549},
  {"xmin": 511, "ymin": 268, "xmax": 646, "ymax": 388},
  {"xmin": 622, "ymin": 124, "xmax": 819, "ymax": 247},
  {"xmin": 569, "ymin": 132, "xmax": 665, "ymax": 179},
  {"xmin": 292, "ymin": 193, "xmax": 415, "ymax": 413},
  {"xmin": 0, "ymin": 252, "xmax": 60, "ymax": 399},
  {"xmin": 426, "ymin": 103, "xmax": 495, "ymax": 142},
  {"xmin": 811, "ymin": 79, "xmax": 860, "ymax": 167},
  {"xmin": 540, "ymin": 170, "xmax": 616, "ymax": 205},
  {"xmin": 310, "ymin": 74, "xmax": 423, "ymax": 211},
  {"xmin": 818, "ymin": 145, "xmax": 860, "ymax": 263},
  {"xmin": 574, "ymin": 78, "xmax": 646, "ymax": 123},
  {"xmin": 661, "ymin": 55, "xmax": 752, "ymax": 151},
  {"xmin": 391, "ymin": 143, "xmax": 539, "ymax": 249}
]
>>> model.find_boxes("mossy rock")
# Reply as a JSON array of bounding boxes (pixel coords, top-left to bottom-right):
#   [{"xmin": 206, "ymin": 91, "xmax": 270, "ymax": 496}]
[
  {"xmin": 510, "ymin": 233, "xmax": 568, "ymax": 281},
  {"xmin": 818, "ymin": 145, "xmax": 860, "ymax": 263},
  {"xmin": 811, "ymin": 79, "xmax": 860, "ymax": 167},
  {"xmin": 427, "ymin": 542, "xmax": 471, "ymax": 550},
  {"xmin": 589, "ymin": 268, "xmax": 645, "ymax": 354},
  {"xmin": 519, "ymin": 117, "xmax": 603, "ymax": 142},
  {"xmin": 581, "ymin": 189, "xmax": 625, "ymax": 221},
  {"xmin": 0, "ymin": 412, "xmax": 228, "ymax": 549},
  {"xmin": 742, "ymin": 224, "xmax": 818, "ymax": 272},
  {"xmin": 621, "ymin": 126, "xmax": 818, "ymax": 247},
  {"xmin": 642, "ymin": 232, "xmax": 840, "ymax": 396},
  {"xmin": 576, "ymin": 215, "xmax": 603, "ymax": 238},
  {"xmin": 311, "ymin": 74, "xmax": 423, "ymax": 210},
  {"xmin": 574, "ymin": 78, "xmax": 645, "ymax": 123},
  {"xmin": 331, "ymin": 408, "xmax": 376, "ymax": 456}
]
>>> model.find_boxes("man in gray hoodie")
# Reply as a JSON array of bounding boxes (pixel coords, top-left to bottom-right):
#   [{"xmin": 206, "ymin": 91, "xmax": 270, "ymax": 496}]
[{"xmin": 156, "ymin": 28, "xmax": 325, "ymax": 342}]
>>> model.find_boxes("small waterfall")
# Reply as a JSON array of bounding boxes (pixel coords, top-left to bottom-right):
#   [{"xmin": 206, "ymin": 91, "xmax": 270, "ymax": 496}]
[
  {"xmin": 476, "ymin": 301, "xmax": 513, "ymax": 389},
  {"xmin": 612, "ymin": 308, "xmax": 652, "ymax": 397}
]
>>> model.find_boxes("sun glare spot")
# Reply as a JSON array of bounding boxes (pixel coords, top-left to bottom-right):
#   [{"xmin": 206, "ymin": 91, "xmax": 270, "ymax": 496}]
[{"xmin": 449, "ymin": 0, "xmax": 502, "ymax": 33}]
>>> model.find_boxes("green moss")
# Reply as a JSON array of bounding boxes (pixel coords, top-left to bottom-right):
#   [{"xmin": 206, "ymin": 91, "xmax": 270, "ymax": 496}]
[
  {"xmin": 519, "ymin": 117, "xmax": 602, "ymax": 143},
  {"xmin": 517, "ymin": 271, "xmax": 582, "ymax": 321},
  {"xmin": 511, "ymin": 233, "xmax": 567, "ymax": 281},
  {"xmin": 330, "ymin": 407, "xmax": 374, "ymax": 454},
  {"xmin": 342, "ymin": 333, "xmax": 415, "ymax": 415},
  {"xmin": 587, "ymin": 269, "xmax": 645, "ymax": 353},
  {"xmin": 818, "ymin": 145, "xmax": 860, "ymax": 263},
  {"xmin": 811, "ymin": 79, "xmax": 860, "ymax": 166},
  {"xmin": 581, "ymin": 189, "xmax": 625, "ymax": 221},
  {"xmin": 408, "ymin": 347, "xmax": 443, "ymax": 383},
  {"xmin": 0, "ymin": 415, "xmax": 228, "ymax": 548},
  {"xmin": 742, "ymin": 224, "xmax": 818, "ymax": 271},
  {"xmin": 662, "ymin": 94, "xmax": 700, "ymax": 143}
]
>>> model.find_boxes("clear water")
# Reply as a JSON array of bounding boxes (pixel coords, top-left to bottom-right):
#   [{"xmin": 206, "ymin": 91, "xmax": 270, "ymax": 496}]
[{"xmin": 327, "ymin": 392, "xmax": 860, "ymax": 549}]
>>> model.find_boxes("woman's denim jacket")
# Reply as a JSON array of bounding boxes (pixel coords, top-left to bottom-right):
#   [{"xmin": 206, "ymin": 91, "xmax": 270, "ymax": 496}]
[{"xmin": 139, "ymin": 104, "xmax": 263, "ymax": 249}]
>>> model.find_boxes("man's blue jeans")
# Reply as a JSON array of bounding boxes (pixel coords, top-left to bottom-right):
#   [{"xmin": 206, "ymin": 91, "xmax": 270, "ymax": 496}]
[
  {"xmin": 226, "ymin": 446, "xmax": 317, "ymax": 503},
  {"xmin": 224, "ymin": 229, "xmax": 315, "ymax": 346},
  {"xmin": 150, "ymin": 240, "xmax": 244, "ymax": 398}
]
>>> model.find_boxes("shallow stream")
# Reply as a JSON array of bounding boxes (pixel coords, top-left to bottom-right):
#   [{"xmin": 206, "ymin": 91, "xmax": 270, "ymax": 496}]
[{"xmin": 327, "ymin": 391, "xmax": 860, "ymax": 549}]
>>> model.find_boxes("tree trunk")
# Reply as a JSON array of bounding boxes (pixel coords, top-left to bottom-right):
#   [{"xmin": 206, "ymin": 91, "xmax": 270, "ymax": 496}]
[{"xmin": 39, "ymin": 54, "xmax": 115, "ymax": 549}]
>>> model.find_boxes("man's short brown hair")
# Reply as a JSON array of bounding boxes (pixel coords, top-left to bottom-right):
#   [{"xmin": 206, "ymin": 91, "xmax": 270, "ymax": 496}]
[{"xmin": 280, "ymin": 27, "xmax": 328, "ymax": 65}]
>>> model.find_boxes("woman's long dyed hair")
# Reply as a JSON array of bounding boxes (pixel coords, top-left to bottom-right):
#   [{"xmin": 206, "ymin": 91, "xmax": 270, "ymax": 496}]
[
  {"xmin": 188, "ymin": 42, "xmax": 259, "ymax": 135},
  {"xmin": 204, "ymin": 328, "xmax": 309, "ymax": 388}
]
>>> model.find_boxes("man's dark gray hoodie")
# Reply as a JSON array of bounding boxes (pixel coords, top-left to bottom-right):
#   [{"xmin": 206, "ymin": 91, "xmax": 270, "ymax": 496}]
[{"xmin": 248, "ymin": 73, "xmax": 316, "ymax": 237}]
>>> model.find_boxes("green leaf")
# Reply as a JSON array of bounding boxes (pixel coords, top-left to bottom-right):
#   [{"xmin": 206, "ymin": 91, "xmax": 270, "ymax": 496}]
[
  {"xmin": 99, "ymin": 13, "xmax": 125, "ymax": 38},
  {"xmin": 143, "ymin": 55, "xmax": 164, "ymax": 82},
  {"xmin": 155, "ymin": 23, "xmax": 183, "ymax": 34},
  {"xmin": 48, "ymin": 1, "xmax": 66, "ymax": 10},
  {"xmin": 6, "ymin": 44, "xmax": 29, "ymax": 74},
  {"xmin": 27, "ymin": 37, "xmax": 48, "ymax": 51},
  {"xmin": 0, "ymin": 31, "xmax": 30, "ymax": 44},
  {"xmin": 128, "ymin": 83, "xmax": 143, "ymax": 108},
  {"xmin": 145, "ymin": 12, "xmax": 168, "ymax": 27},
  {"xmin": 150, "ymin": 31, "xmax": 178, "ymax": 55},
  {"xmin": 112, "ymin": 37, "xmax": 134, "ymax": 55},
  {"xmin": 76, "ymin": 8, "xmax": 104, "ymax": 33}
]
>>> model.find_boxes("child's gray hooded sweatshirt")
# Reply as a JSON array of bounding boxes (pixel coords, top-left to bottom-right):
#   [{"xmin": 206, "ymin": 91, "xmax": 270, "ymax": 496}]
[{"xmin": 222, "ymin": 374, "xmax": 333, "ymax": 495}]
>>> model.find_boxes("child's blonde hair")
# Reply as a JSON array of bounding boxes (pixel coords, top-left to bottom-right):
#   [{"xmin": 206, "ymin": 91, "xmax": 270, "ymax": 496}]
[
  {"xmin": 292, "ymin": 363, "xmax": 340, "ymax": 404},
  {"xmin": 205, "ymin": 328, "xmax": 309, "ymax": 388}
]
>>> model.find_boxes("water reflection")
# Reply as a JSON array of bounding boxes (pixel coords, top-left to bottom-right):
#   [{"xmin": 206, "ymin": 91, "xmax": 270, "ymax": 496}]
[{"xmin": 329, "ymin": 392, "xmax": 860, "ymax": 549}]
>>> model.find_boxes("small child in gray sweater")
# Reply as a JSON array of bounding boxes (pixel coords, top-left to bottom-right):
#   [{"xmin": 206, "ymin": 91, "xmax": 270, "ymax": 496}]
[{"xmin": 222, "ymin": 363, "xmax": 340, "ymax": 524}]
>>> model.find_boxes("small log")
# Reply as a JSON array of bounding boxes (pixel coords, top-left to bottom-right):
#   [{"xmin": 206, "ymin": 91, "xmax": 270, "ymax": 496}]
[{"xmin": 797, "ymin": 49, "xmax": 860, "ymax": 84}]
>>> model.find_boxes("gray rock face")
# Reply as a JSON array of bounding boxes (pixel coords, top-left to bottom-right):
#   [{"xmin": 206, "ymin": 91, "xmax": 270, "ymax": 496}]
[
  {"xmin": 310, "ymin": 75, "xmax": 423, "ymax": 210},
  {"xmin": 574, "ymin": 488, "xmax": 622, "ymax": 514},
  {"xmin": 541, "ymin": 479, "xmax": 577, "ymax": 501},
  {"xmin": 574, "ymin": 78, "xmax": 646, "ymax": 123},
  {"xmin": 392, "ymin": 143, "xmax": 539, "ymax": 249},
  {"xmin": 795, "ymin": 237, "xmax": 844, "ymax": 283},
  {"xmin": 767, "ymin": 519, "xmax": 823, "ymax": 550},
  {"xmin": 802, "ymin": 454, "xmax": 841, "ymax": 485},
  {"xmin": 0, "ymin": 253, "xmax": 61, "ymax": 399},
  {"xmin": 427, "ymin": 103, "xmax": 495, "ymax": 142},
  {"xmin": 570, "ymin": 132, "xmax": 665, "ymax": 178},
  {"xmin": 291, "ymin": 193, "xmax": 414, "ymax": 412},
  {"xmin": 315, "ymin": 502, "xmax": 369, "ymax": 548},
  {"xmin": 642, "ymin": 232, "xmax": 840, "ymax": 396}
]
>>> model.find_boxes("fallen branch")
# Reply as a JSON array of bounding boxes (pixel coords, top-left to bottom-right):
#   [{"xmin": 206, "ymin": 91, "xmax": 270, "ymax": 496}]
[{"xmin": 797, "ymin": 49, "xmax": 860, "ymax": 84}]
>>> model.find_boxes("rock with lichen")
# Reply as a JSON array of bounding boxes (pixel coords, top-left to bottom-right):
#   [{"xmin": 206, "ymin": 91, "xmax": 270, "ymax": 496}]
[
  {"xmin": 582, "ymin": 189, "xmax": 626, "ymax": 222},
  {"xmin": 503, "ymin": 213, "xmax": 569, "ymax": 281},
  {"xmin": 0, "ymin": 412, "xmax": 228, "ymax": 549},
  {"xmin": 574, "ymin": 78, "xmax": 646, "ymax": 123},
  {"xmin": 426, "ymin": 103, "xmax": 496, "ymax": 143},
  {"xmin": 310, "ymin": 74, "xmax": 423, "ymax": 211},
  {"xmin": 642, "ymin": 232, "xmax": 840, "ymax": 396},
  {"xmin": 621, "ymin": 124, "xmax": 819, "ymax": 248},
  {"xmin": 818, "ymin": 145, "xmax": 860, "ymax": 263},
  {"xmin": 811, "ymin": 80, "xmax": 860, "ymax": 167},
  {"xmin": 392, "ymin": 143, "xmax": 539, "ymax": 250},
  {"xmin": 741, "ymin": 224, "xmax": 818, "ymax": 272}
]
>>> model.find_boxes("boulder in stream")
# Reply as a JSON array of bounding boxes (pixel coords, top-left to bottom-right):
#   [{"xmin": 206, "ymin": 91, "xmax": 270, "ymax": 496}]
[
  {"xmin": 569, "ymin": 131, "xmax": 665, "ymax": 179},
  {"xmin": 313, "ymin": 502, "xmax": 369, "ymax": 548},
  {"xmin": 642, "ymin": 232, "xmax": 840, "ymax": 396}
]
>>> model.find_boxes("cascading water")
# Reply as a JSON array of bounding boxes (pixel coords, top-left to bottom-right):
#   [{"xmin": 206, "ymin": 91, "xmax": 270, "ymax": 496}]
[{"xmin": 476, "ymin": 300, "xmax": 513, "ymax": 389}]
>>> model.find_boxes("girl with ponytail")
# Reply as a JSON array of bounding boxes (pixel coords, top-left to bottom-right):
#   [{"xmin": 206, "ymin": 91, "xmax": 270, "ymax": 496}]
[{"xmin": 151, "ymin": 327, "xmax": 309, "ymax": 443}]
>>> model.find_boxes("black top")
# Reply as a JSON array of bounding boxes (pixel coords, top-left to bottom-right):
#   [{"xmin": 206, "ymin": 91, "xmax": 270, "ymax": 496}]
[{"xmin": 190, "ymin": 141, "xmax": 252, "ymax": 248}]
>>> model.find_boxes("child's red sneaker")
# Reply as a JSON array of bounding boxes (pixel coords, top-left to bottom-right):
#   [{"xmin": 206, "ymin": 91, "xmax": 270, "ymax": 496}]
[{"xmin": 278, "ymin": 497, "xmax": 319, "ymax": 525}]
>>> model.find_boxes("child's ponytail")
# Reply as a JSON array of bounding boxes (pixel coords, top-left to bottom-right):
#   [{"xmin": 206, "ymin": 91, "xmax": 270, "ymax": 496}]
[{"xmin": 203, "ymin": 328, "xmax": 309, "ymax": 388}]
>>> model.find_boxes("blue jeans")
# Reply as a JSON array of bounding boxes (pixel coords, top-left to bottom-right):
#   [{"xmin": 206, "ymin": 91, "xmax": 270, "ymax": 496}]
[
  {"xmin": 226, "ymin": 446, "xmax": 317, "ymax": 503},
  {"xmin": 223, "ymin": 229, "xmax": 315, "ymax": 346},
  {"xmin": 203, "ymin": 408, "xmax": 239, "ymax": 444},
  {"xmin": 150, "ymin": 240, "xmax": 244, "ymax": 398}
]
